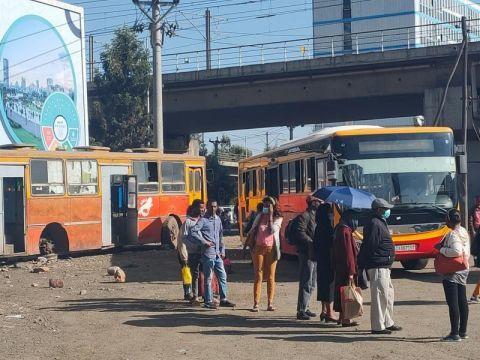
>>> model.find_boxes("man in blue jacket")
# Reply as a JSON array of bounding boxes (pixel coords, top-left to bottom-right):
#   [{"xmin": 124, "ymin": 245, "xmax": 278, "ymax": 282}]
[{"xmin": 192, "ymin": 199, "xmax": 236, "ymax": 309}]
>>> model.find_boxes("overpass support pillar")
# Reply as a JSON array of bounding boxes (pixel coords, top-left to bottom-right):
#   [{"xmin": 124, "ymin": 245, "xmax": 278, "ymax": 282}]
[{"xmin": 424, "ymin": 87, "xmax": 480, "ymax": 208}]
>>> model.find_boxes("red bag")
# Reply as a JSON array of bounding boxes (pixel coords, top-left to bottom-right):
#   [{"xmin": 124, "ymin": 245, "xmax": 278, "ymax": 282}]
[
  {"xmin": 198, "ymin": 272, "xmax": 219, "ymax": 298},
  {"xmin": 434, "ymin": 253, "xmax": 468, "ymax": 275}
]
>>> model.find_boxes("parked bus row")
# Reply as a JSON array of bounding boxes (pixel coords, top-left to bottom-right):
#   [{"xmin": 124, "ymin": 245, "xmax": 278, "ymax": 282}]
[
  {"xmin": 0, "ymin": 145, "xmax": 205, "ymax": 257},
  {"xmin": 238, "ymin": 126, "xmax": 458, "ymax": 270}
]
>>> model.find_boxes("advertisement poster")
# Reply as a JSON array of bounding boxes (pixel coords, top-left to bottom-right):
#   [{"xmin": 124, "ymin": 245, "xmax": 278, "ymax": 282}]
[{"xmin": 0, "ymin": 0, "xmax": 87, "ymax": 150}]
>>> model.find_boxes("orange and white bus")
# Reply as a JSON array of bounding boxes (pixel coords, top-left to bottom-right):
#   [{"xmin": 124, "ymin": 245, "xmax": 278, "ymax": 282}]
[
  {"xmin": 238, "ymin": 126, "xmax": 457, "ymax": 270},
  {"xmin": 0, "ymin": 145, "xmax": 205, "ymax": 257}
]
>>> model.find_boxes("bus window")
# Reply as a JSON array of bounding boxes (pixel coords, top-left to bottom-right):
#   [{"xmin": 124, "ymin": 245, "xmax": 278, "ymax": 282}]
[
  {"xmin": 67, "ymin": 160, "xmax": 98, "ymax": 195},
  {"xmin": 307, "ymin": 157, "xmax": 316, "ymax": 191},
  {"xmin": 289, "ymin": 162, "xmax": 296, "ymax": 193},
  {"xmin": 295, "ymin": 160, "xmax": 302, "ymax": 193},
  {"xmin": 194, "ymin": 170, "xmax": 202, "ymax": 192},
  {"xmin": 266, "ymin": 167, "xmax": 279, "ymax": 198},
  {"xmin": 31, "ymin": 159, "xmax": 65, "ymax": 195},
  {"xmin": 280, "ymin": 163, "xmax": 289, "ymax": 194},
  {"xmin": 245, "ymin": 171, "xmax": 250, "ymax": 196},
  {"xmin": 316, "ymin": 159, "xmax": 326, "ymax": 189},
  {"xmin": 259, "ymin": 169, "xmax": 265, "ymax": 193},
  {"xmin": 133, "ymin": 161, "xmax": 159, "ymax": 193},
  {"xmin": 252, "ymin": 170, "xmax": 257, "ymax": 196},
  {"xmin": 189, "ymin": 169, "xmax": 194, "ymax": 192},
  {"xmin": 161, "ymin": 161, "xmax": 185, "ymax": 192}
]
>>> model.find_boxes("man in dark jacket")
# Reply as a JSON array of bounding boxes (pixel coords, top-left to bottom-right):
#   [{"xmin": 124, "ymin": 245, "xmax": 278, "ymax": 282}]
[
  {"xmin": 358, "ymin": 198, "xmax": 402, "ymax": 334},
  {"xmin": 293, "ymin": 195, "xmax": 322, "ymax": 320}
]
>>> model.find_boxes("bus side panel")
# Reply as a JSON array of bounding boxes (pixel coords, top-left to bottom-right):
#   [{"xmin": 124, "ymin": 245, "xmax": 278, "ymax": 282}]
[
  {"xmin": 68, "ymin": 197, "xmax": 103, "ymax": 251},
  {"xmin": 26, "ymin": 227, "xmax": 43, "ymax": 255},
  {"xmin": 138, "ymin": 194, "xmax": 162, "ymax": 244},
  {"xmin": 158, "ymin": 195, "xmax": 189, "ymax": 220}
]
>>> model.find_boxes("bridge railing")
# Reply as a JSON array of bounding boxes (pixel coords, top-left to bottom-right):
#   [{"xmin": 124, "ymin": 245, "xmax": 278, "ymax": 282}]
[{"xmin": 163, "ymin": 18, "xmax": 480, "ymax": 74}]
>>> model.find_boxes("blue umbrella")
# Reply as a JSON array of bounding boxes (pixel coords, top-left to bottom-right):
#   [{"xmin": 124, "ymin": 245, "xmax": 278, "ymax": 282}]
[{"xmin": 312, "ymin": 186, "xmax": 376, "ymax": 210}]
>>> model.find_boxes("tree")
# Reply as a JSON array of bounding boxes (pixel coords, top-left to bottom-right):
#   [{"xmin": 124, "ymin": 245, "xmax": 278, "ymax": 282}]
[{"xmin": 89, "ymin": 27, "xmax": 152, "ymax": 150}]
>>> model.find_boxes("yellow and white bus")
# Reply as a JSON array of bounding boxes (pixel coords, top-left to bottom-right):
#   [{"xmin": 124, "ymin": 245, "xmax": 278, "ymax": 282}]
[{"xmin": 238, "ymin": 126, "xmax": 457, "ymax": 270}]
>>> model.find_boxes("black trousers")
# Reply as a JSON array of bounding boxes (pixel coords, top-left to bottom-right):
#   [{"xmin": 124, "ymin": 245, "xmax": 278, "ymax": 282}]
[
  {"xmin": 188, "ymin": 253, "xmax": 202, "ymax": 298},
  {"xmin": 442, "ymin": 280, "xmax": 469, "ymax": 336}
]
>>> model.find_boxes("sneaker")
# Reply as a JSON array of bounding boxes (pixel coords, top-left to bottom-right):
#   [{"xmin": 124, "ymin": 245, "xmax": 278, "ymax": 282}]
[
  {"xmin": 297, "ymin": 312, "xmax": 310, "ymax": 321},
  {"xmin": 203, "ymin": 302, "xmax": 218, "ymax": 310},
  {"xmin": 305, "ymin": 310, "xmax": 317, "ymax": 318},
  {"xmin": 469, "ymin": 296, "xmax": 480, "ymax": 304},
  {"xmin": 371, "ymin": 329, "xmax": 392, "ymax": 335},
  {"xmin": 189, "ymin": 298, "xmax": 201, "ymax": 307},
  {"xmin": 460, "ymin": 333, "xmax": 469, "ymax": 339},
  {"xmin": 442, "ymin": 334, "xmax": 461, "ymax": 342},
  {"xmin": 219, "ymin": 300, "xmax": 236, "ymax": 308},
  {"xmin": 386, "ymin": 325, "xmax": 403, "ymax": 332}
]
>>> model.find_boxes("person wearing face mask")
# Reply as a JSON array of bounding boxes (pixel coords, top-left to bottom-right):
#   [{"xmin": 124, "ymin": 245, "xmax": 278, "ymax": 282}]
[
  {"xmin": 333, "ymin": 210, "xmax": 360, "ymax": 327},
  {"xmin": 292, "ymin": 195, "xmax": 323, "ymax": 320},
  {"xmin": 314, "ymin": 203, "xmax": 337, "ymax": 323},
  {"xmin": 247, "ymin": 196, "xmax": 283, "ymax": 312},
  {"xmin": 358, "ymin": 198, "xmax": 402, "ymax": 335}
]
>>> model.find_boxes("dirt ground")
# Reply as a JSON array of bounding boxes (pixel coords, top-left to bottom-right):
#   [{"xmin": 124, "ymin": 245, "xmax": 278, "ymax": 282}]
[{"xmin": 1, "ymin": 236, "xmax": 479, "ymax": 360}]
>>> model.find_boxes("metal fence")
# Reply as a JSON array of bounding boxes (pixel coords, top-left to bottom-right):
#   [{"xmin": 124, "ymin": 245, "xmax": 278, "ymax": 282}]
[{"xmin": 162, "ymin": 18, "xmax": 480, "ymax": 74}]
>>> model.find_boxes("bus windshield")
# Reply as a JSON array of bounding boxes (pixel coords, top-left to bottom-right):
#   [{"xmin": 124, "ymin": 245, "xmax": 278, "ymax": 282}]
[{"xmin": 332, "ymin": 132, "xmax": 457, "ymax": 211}]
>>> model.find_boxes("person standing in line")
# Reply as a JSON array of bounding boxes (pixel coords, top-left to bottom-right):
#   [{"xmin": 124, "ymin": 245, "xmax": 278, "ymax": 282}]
[
  {"xmin": 333, "ymin": 210, "xmax": 359, "ymax": 327},
  {"xmin": 314, "ymin": 203, "xmax": 337, "ymax": 323},
  {"xmin": 191, "ymin": 199, "xmax": 236, "ymax": 309},
  {"xmin": 468, "ymin": 195, "xmax": 480, "ymax": 303},
  {"xmin": 182, "ymin": 199, "xmax": 205, "ymax": 306},
  {"xmin": 177, "ymin": 205, "xmax": 194, "ymax": 301},
  {"xmin": 247, "ymin": 196, "xmax": 283, "ymax": 312},
  {"xmin": 292, "ymin": 195, "xmax": 322, "ymax": 320},
  {"xmin": 436, "ymin": 209, "xmax": 470, "ymax": 342},
  {"xmin": 358, "ymin": 198, "xmax": 402, "ymax": 335}
]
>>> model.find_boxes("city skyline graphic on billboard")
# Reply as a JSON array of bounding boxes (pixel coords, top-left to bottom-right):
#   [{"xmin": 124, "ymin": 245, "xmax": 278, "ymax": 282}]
[{"xmin": 0, "ymin": 1, "xmax": 86, "ymax": 151}]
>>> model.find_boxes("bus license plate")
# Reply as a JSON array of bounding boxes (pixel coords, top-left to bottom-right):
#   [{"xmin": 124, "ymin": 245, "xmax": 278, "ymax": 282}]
[{"xmin": 395, "ymin": 244, "xmax": 416, "ymax": 252}]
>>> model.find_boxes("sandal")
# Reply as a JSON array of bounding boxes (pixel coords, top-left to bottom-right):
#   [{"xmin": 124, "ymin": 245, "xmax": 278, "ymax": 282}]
[
  {"xmin": 341, "ymin": 321, "xmax": 359, "ymax": 327},
  {"xmin": 251, "ymin": 305, "xmax": 259, "ymax": 312},
  {"xmin": 267, "ymin": 305, "xmax": 276, "ymax": 312}
]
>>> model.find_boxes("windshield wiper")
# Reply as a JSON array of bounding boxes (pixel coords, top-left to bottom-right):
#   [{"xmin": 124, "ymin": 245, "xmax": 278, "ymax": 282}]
[{"xmin": 397, "ymin": 202, "xmax": 449, "ymax": 214}]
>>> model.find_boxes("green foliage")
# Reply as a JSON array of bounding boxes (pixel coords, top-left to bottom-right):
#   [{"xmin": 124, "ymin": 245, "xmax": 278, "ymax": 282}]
[{"xmin": 89, "ymin": 27, "xmax": 152, "ymax": 150}]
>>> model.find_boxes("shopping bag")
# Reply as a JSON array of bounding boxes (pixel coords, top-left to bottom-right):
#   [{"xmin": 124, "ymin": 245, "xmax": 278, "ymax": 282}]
[
  {"xmin": 181, "ymin": 266, "xmax": 192, "ymax": 285},
  {"xmin": 340, "ymin": 281, "xmax": 363, "ymax": 320}
]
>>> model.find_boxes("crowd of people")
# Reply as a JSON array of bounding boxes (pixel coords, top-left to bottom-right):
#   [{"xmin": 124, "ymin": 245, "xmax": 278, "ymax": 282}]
[{"xmin": 175, "ymin": 194, "xmax": 480, "ymax": 342}]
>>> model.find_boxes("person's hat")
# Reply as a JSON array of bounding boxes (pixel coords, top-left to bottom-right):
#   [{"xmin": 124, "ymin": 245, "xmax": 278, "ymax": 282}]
[
  {"xmin": 371, "ymin": 198, "xmax": 393, "ymax": 210},
  {"xmin": 306, "ymin": 195, "xmax": 323, "ymax": 205}
]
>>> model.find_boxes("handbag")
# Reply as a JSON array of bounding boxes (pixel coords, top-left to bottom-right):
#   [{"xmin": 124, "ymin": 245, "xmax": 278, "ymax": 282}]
[
  {"xmin": 340, "ymin": 280, "xmax": 363, "ymax": 320},
  {"xmin": 434, "ymin": 253, "xmax": 468, "ymax": 275}
]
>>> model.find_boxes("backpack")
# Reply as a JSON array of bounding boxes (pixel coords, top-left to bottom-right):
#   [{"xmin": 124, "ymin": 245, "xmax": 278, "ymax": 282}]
[{"xmin": 285, "ymin": 215, "xmax": 300, "ymax": 246}]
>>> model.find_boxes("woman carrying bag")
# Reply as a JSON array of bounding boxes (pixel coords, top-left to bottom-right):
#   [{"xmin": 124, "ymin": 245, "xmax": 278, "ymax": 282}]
[
  {"xmin": 435, "ymin": 209, "xmax": 470, "ymax": 342},
  {"xmin": 246, "ymin": 196, "xmax": 283, "ymax": 312},
  {"xmin": 333, "ymin": 210, "xmax": 360, "ymax": 327}
]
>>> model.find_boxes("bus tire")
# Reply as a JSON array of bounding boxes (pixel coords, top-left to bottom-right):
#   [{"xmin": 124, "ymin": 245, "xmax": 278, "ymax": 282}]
[
  {"xmin": 161, "ymin": 216, "xmax": 179, "ymax": 249},
  {"xmin": 400, "ymin": 258, "xmax": 428, "ymax": 271}
]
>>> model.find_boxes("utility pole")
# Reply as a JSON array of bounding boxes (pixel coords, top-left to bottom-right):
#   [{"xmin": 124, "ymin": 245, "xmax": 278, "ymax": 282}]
[
  {"xmin": 89, "ymin": 34, "xmax": 94, "ymax": 82},
  {"xmin": 461, "ymin": 16, "xmax": 469, "ymax": 227},
  {"xmin": 132, "ymin": 0, "xmax": 180, "ymax": 153},
  {"xmin": 205, "ymin": 8, "xmax": 211, "ymax": 70},
  {"xmin": 288, "ymin": 125, "xmax": 295, "ymax": 140},
  {"xmin": 209, "ymin": 137, "xmax": 227, "ymax": 163}
]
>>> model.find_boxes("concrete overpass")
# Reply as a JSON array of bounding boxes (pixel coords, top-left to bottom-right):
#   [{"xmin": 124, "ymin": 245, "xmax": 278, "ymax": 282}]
[{"xmin": 163, "ymin": 42, "xmax": 480, "ymax": 136}]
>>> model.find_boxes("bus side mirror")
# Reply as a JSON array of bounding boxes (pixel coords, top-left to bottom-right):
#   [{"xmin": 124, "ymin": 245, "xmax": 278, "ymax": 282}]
[
  {"xmin": 456, "ymin": 154, "xmax": 467, "ymax": 174},
  {"xmin": 327, "ymin": 158, "xmax": 338, "ymax": 181}
]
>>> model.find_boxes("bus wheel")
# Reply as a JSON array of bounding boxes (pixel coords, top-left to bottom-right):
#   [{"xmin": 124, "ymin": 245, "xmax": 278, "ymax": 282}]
[
  {"xmin": 401, "ymin": 259, "xmax": 428, "ymax": 271},
  {"xmin": 161, "ymin": 216, "xmax": 179, "ymax": 249}
]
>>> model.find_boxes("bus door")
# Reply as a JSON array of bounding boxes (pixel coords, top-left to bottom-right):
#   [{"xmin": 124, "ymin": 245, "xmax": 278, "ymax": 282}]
[
  {"xmin": 101, "ymin": 165, "xmax": 128, "ymax": 246},
  {"xmin": 188, "ymin": 167, "xmax": 203, "ymax": 203},
  {"xmin": 111, "ymin": 175, "xmax": 138, "ymax": 246},
  {"xmin": 0, "ymin": 166, "xmax": 25, "ymax": 255}
]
